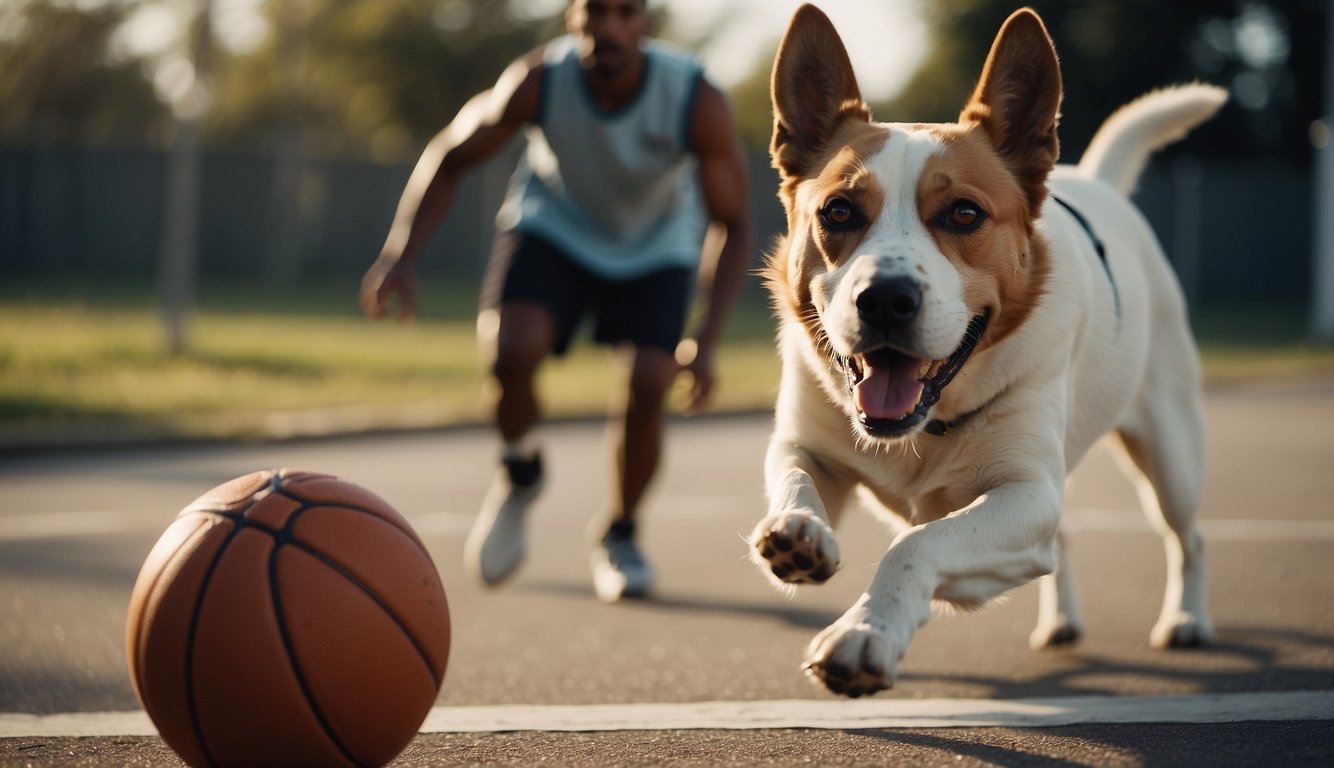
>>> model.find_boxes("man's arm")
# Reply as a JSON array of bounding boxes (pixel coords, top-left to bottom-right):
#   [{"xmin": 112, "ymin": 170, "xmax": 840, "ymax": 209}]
[
  {"xmin": 361, "ymin": 51, "xmax": 543, "ymax": 320},
  {"xmin": 679, "ymin": 78, "xmax": 754, "ymax": 409}
]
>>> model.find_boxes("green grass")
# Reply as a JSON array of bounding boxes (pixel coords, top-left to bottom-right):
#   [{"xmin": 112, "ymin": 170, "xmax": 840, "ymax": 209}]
[
  {"xmin": 2, "ymin": 278, "xmax": 1331, "ymax": 446},
  {"xmin": 0, "ymin": 276, "xmax": 781, "ymax": 444},
  {"xmin": 1188, "ymin": 301, "xmax": 1334, "ymax": 385}
]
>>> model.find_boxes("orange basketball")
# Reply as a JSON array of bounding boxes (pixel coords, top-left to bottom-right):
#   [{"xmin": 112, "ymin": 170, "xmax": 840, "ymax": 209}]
[{"xmin": 126, "ymin": 469, "xmax": 450, "ymax": 768}]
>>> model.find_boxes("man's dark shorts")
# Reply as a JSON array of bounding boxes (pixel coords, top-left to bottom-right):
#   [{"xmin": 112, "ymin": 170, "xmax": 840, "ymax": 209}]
[{"xmin": 482, "ymin": 230, "xmax": 692, "ymax": 356}]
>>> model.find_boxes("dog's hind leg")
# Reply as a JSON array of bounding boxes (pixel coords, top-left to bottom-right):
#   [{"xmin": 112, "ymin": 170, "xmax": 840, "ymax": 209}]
[
  {"xmin": 1029, "ymin": 529, "xmax": 1083, "ymax": 648},
  {"xmin": 1112, "ymin": 356, "xmax": 1213, "ymax": 648}
]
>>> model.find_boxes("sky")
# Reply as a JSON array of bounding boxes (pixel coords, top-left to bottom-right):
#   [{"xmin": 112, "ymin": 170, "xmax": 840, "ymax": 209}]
[
  {"xmin": 663, "ymin": 0, "xmax": 928, "ymax": 101},
  {"xmin": 111, "ymin": 0, "xmax": 928, "ymax": 104}
]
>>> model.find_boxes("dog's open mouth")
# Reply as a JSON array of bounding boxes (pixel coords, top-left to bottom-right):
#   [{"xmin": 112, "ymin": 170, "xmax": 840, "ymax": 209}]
[{"xmin": 840, "ymin": 310, "xmax": 992, "ymax": 437}]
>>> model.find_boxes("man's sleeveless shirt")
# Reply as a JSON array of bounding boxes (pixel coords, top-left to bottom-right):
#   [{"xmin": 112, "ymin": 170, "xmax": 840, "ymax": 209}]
[{"xmin": 495, "ymin": 36, "xmax": 707, "ymax": 280}]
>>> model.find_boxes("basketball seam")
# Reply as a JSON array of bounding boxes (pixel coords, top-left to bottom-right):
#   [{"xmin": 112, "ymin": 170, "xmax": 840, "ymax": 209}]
[
  {"xmin": 268, "ymin": 509, "xmax": 368, "ymax": 768},
  {"xmin": 203, "ymin": 500, "xmax": 444, "ymax": 684},
  {"xmin": 192, "ymin": 502, "xmax": 368, "ymax": 768},
  {"xmin": 182, "ymin": 510, "xmax": 244, "ymax": 768},
  {"xmin": 271, "ymin": 487, "xmax": 446, "ymax": 685},
  {"xmin": 280, "ymin": 475, "xmax": 425, "ymax": 546},
  {"xmin": 130, "ymin": 516, "xmax": 210, "ymax": 714}
]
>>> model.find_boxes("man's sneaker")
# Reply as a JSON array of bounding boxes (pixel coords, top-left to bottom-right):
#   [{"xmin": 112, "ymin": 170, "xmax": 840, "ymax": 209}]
[
  {"xmin": 464, "ymin": 453, "xmax": 543, "ymax": 586},
  {"xmin": 590, "ymin": 520, "xmax": 653, "ymax": 602}
]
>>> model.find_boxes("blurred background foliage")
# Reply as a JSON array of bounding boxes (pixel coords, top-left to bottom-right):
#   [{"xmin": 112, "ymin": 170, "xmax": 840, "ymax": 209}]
[
  {"xmin": 0, "ymin": 1, "xmax": 166, "ymax": 147},
  {"xmin": 720, "ymin": 0, "xmax": 1325, "ymax": 160},
  {"xmin": 0, "ymin": 0, "xmax": 565, "ymax": 159},
  {"xmin": 890, "ymin": 0, "xmax": 1323, "ymax": 165},
  {"xmin": 0, "ymin": 0, "xmax": 1323, "ymax": 162},
  {"xmin": 1, "ymin": 0, "xmax": 1329, "ymax": 439}
]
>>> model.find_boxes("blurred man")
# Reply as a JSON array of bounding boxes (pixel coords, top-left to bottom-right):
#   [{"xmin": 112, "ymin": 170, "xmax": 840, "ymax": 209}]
[{"xmin": 360, "ymin": 0, "xmax": 752, "ymax": 601}]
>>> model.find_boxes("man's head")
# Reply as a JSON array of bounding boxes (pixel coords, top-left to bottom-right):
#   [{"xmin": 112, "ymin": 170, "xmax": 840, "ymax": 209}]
[{"xmin": 566, "ymin": 0, "xmax": 650, "ymax": 78}]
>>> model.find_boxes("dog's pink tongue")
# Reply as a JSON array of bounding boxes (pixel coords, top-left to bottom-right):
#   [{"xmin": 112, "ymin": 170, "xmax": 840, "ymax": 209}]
[{"xmin": 854, "ymin": 368, "xmax": 924, "ymax": 421}]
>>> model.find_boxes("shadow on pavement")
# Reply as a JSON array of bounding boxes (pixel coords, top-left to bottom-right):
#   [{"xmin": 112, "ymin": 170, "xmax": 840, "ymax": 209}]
[
  {"xmin": 515, "ymin": 579, "xmax": 840, "ymax": 630},
  {"xmin": 898, "ymin": 624, "xmax": 1334, "ymax": 699}
]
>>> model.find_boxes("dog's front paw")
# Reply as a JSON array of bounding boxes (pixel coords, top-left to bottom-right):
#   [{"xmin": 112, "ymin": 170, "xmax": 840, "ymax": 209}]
[
  {"xmin": 750, "ymin": 510, "xmax": 840, "ymax": 585},
  {"xmin": 1151, "ymin": 611, "xmax": 1214, "ymax": 649},
  {"xmin": 802, "ymin": 609, "xmax": 904, "ymax": 697}
]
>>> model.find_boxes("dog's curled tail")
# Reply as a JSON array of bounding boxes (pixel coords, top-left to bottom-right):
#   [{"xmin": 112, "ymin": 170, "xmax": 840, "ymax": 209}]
[{"xmin": 1077, "ymin": 84, "xmax": 1228, "ymax": 195}]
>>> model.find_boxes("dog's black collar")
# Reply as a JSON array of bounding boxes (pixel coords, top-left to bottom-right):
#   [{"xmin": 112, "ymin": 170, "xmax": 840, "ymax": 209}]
[
  {"xmin": 923, "ymin": 391, "xmax": 1001, "ymax": 436},
  {"xmin": 1051, "ymin": 194, "xmax": 1119, "ymax": 319},
  {"xmin": 923, "ymin": 405, "xmax": 983, "ymax": 436}
]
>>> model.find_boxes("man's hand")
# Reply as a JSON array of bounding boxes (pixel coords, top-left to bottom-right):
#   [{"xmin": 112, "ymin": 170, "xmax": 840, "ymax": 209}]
[
  {"xmin": 360, "ymin": 253, "xmax": 418, "ymax": 322},
  {"xmin": 674, "ymin": 338, "xmax": 716, "ymax": 413}
]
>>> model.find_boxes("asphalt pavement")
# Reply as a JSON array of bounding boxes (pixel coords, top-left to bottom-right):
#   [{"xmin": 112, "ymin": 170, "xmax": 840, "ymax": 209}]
[{"xmin": 1, "ymin": 376, "xmax": 1332, "ymax": 766}]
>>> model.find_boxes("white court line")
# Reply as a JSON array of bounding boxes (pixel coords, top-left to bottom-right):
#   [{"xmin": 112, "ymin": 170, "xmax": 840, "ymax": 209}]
[{"xmin": 2, "ymin": 691, "xmax": 1330, "ymax": 738}]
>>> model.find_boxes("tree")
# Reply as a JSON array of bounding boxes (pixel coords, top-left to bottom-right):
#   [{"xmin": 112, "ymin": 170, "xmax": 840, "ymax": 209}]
[
  {"xmin": 724, "ymin": 48, "xmax": 780, "ymax": 151},
  {"xmin": 204, "ymin": 0, "xmax": 564, "ymax": 161},
  {"xmin": 0, "ymin": 0, "xmax": 570, "ymax": 158},
  {"xmin": 885, "ymin": 0, "xmax": 1325, "ymax": 165},
  {"xmin": 0, "ymin": 0, "xmax": 167, "ymax": 147}
]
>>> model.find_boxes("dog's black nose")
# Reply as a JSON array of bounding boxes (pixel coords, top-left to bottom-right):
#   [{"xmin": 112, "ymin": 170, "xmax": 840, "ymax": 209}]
[{"xmin": 856, "ymin": 277, "xmax": 922, "ymax": 331}]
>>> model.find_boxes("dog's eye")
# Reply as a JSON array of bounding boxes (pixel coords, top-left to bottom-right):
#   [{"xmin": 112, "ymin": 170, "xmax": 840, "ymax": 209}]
[
  {"xmin": 940, "ymin": 200, "xmax": 986, "ymax": 232},
  {"xmin": 819, "ymin": 198, "xmax": 861, "ymax": 230}
]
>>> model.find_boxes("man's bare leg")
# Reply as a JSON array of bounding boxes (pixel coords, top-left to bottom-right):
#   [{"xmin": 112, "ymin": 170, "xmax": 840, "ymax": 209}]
[
  {"xmin": 592, "ymin": 345, "xmax": 679, "ymax": 601},
  {"xmin": 464, "ymin": 301, "xmax": 555, "ymax": 586},
  {"xmin": 491, "ymin": 302, "xmax": 554, "ymax": 443}
]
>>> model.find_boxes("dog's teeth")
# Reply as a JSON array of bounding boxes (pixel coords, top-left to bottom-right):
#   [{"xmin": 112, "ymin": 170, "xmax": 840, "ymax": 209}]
[{"xmin": 898, "ymin": 386, "xmax": 926, "ymax": 418}]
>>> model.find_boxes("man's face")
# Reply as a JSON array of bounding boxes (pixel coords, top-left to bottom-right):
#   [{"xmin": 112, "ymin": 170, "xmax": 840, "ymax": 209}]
[{"xmin": 566, "ymin": 0, "xmax": 649, "ymax": 78}]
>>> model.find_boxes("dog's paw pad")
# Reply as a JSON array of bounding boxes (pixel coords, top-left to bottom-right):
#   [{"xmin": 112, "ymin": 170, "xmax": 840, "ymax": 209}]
[
  {"xmin": 750, "ymin": 512, "xmax": 840, "ymax": 585},
  {"xmin": 1029, "ymin": 621, "xmax": 1082, "ymax": 650},
  {"xmin": 1151, "ymin": 613, "xmax": 1213, "ymax": 649},
  {"xmin": 803, "ymin": 618, "xmax": 897, "ymax": 698}
]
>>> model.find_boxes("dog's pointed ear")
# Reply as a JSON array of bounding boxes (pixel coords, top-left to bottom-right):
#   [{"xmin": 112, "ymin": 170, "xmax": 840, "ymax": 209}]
[
  {"xmin": 960, "ymin": 9, "xmax": 1062, "ymax": 211},
  {"xmin": 770, "ymin": 4, "xmax": 871, "ymax": 184}
]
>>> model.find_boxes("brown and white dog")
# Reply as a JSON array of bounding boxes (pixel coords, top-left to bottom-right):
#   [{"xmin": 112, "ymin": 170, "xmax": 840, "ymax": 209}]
[{"xmin": 750, "ymin": 5, "xmax": 1227, "ymax": 697}]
